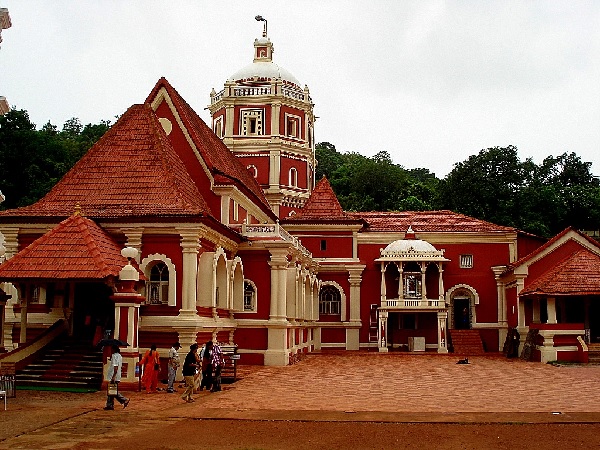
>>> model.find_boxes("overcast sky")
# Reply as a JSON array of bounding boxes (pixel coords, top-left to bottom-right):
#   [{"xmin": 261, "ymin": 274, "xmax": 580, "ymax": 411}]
[{"xmin": 1, "ymin": 1, "xmax": 599, "ymax": 178}]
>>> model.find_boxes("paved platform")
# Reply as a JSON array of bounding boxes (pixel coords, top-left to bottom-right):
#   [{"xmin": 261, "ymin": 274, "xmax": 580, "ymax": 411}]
[{"xmin": 1, "ymin": 352, "xmax": 600, "ymax": 448}]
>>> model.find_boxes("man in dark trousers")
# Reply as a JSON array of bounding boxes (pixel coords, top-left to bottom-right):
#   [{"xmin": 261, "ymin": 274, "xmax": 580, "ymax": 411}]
[
  {"xmin": 104, "ymin": 345, "xmax": 130, "ymax": 410},
  {"xmin": 181, "ymin": 343, "xmax": 199, "ymax": 403}
]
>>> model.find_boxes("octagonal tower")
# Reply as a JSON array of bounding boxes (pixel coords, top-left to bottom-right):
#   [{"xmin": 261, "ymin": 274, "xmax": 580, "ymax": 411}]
[{"xmin": 208, "ymin": 25, "xmax": 316, "ymax": 218}]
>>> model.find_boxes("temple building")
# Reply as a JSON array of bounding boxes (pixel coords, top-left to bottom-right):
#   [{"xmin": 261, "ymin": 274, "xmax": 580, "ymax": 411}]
[{"xmin": 1, "ymin": 25, "xmax": 600, "ymax": 389}]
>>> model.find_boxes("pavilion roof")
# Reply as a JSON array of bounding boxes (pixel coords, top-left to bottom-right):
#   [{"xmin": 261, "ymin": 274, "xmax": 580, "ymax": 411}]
[
  {"xmin": 0, "ymin": 214, "xmax": 140, "ymax": 281},
  {"xmin": 0, "ymin": 104, "xmax": 210, "ymax": 219}
]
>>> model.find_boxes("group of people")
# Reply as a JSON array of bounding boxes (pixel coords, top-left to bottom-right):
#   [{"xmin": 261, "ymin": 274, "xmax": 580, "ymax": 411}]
[
  {"xmin": 181, "ymin": 340, "xmax": 224, "ymax": 403},
  {"xmin": 104, "ymin": 340, "xmax": 225, "ymax": 409}
]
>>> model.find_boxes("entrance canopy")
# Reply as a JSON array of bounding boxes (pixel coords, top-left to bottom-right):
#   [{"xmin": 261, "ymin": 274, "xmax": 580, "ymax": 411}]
[{"xmin": 0, "ymin": 214, "xmax": 140, "ymax": 282}]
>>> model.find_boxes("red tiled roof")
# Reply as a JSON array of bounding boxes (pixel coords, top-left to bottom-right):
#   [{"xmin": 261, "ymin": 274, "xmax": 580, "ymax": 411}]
[
  {"xmin": 505, "ymin": 227, "xmax": 600, "ymax": 272},
  {"xmin": 520, "ymin": 248, "xmax": 600, "ymax": 296},
  {"xmin": 348, "ymin": 210, "xmax": 516, "ymax": 233},
  {"xmin": 146, "ymin": 78, "xmax": 275, "ymax": 219},
  {"xmin": 0, "ymin": 215, "xmax": 137, "ymax": 280},
  {"xmin": 0, "ymin": 104, "xmax": 210, "ymax": 219},
  {"xmin": 285, "ymin": 177, "xmax": 356, "ymax": 222}
]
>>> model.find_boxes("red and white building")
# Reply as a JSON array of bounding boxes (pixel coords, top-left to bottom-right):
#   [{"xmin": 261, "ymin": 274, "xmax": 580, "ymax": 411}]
[{"xmin": 1, "ymin": 28, "xmax": 599, "ymax": 386}]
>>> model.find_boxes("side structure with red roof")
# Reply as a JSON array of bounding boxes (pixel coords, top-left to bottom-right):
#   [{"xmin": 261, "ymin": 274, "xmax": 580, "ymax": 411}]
[{"xmin": 498, "ymin": 227, "xmax": 600, "ymax": 362}]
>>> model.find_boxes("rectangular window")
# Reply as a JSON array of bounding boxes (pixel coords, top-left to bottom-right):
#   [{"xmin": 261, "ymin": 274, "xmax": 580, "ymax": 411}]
[
  {"xmin": 240, "ymin": 109, "xmax": 263, "ymax": 136},
  {"xmin": 459, "ymin": 254, "xmax": 473, "ymax": 268},
  {"xmin": 320, "ymin": 239, "xmax": 327, "ymax": 251}
]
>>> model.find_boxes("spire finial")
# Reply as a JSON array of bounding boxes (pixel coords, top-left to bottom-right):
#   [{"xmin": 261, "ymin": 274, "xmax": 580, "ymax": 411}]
[{"xmin": 255, "ymin": 15, "xmax": 267, "ymax": 37}]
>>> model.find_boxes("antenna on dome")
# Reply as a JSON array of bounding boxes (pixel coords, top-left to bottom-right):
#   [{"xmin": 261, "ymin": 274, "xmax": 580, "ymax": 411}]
[{"xmin": 255, "ymin": 15, "xmax": 267, "ymax": 37}]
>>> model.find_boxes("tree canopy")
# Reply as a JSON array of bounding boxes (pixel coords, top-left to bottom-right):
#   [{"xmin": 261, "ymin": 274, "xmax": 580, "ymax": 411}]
[
  {"xmin": 317, "ymin": 142, "xmax": 600, "ymax": 238},
  {"xmin": 0, "ymin": 109, "xmax": 110, "ymax": 209}
]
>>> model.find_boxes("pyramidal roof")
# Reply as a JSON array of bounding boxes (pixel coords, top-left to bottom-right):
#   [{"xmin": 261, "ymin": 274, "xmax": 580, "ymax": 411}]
[
  {"xmin": 146, "ymin": 78, "xmax": 275, "ymax": 217},
  {"xmin": 285, "ymin": 177, "xmax": 355, "ymax": 222},
  {"xmin": 0, "ymin": 103, "xmax": 210, "ymax": 219},
  {"xmin": 520, "ymin": 248, "xmax": 600, "ymax": 297},
  {"xmin": 0, "ymin": 214, "xmax": 137, "ymax": 280}
]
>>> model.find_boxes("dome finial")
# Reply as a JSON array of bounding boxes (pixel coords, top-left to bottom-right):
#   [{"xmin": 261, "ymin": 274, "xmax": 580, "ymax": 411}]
[
  {"xmin": 255, "ymin": 15, "xmax": 267, "ymax": 37},
  {"xmin": 405, "ymin": 225, "xmax": 416, "ymax": 240}
]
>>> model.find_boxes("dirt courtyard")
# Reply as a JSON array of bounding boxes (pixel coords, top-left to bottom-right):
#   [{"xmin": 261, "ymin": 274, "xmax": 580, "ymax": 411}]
[{"xmin": 2, "ymin": 352, "xmax": 600, "ymax": 449}]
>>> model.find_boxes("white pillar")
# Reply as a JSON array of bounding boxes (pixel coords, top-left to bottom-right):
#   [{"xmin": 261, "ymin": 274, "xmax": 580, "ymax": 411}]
[
  {"xmin": 378, "ymin": 310, "xmax": 388, "ymax": 352},
  {"xmin": 437, "ymin": 311, "xmax": 448, "ymax": 353},
  {"xmin": 380, "ymin": 263, "xmax": 386, "ymax": 305},
  {"xmin": 347, "ymin": 267, "xmax": 365, "ymax": 351},
  {"xmin": 122, "ymin": 229, "xmax": 143, "ymax": 263},
  {"xmin": 517, "ymin": 278, "xmax": 526, "ymax": 328},
  {"xmin": 438, "ymin": 265, "xmax": 445, "ymax": 301},
  {"xmin": 547, "ymin": 297, "xmax": 557, "ymax": 324},
  {"xmin": 179, "ymin": 231, "xmax": 201, "ymax": 316},
  {"xmin": 421, "ymin": 263, "xmax": 427, "ymax": 300}
]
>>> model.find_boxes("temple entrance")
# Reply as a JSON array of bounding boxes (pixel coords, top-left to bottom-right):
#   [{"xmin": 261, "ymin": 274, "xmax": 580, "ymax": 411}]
[
  {"xmin": 72, "ymin": 282, "xmax": 114, "ymax": 344},
  {"xmin": 589, "ymin": 300, "xmax": 600, "ymax": 343},
  {"xmin": 453, "ymin": 297, "xmax": 471, "ymax": 329}
]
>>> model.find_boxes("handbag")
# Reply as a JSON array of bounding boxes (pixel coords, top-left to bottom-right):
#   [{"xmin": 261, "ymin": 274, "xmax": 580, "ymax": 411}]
[
  {"xmin": 154, "ymin": 363, "xmax": 160, "ymax": 371},
  {"xmin": 107, "ymin": 382, "xmax": 118, "ymax": 396}
]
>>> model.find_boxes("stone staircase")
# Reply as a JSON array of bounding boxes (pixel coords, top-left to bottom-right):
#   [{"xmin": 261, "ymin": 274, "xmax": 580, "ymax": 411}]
[
  {"xmin": 449, "ymin": 329, "xmax": 485, "ymax": 356},
  {"xmin": 16, "ymin": 337, "xmax": 103, "ymax": 392},
  {"xmin": 587, "ymin": 343, "xmax": 600, "ymax": 364}
]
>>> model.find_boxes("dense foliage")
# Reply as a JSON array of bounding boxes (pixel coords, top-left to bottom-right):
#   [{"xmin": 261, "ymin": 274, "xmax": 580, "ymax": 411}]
[
  {"xmin": 1, "ymin": 108, "xmax": 598, "ymax": 239},
  {"xmin": 0, "ymin": 109, "xmax": 110, "ymax": 209},
  {"xmin": 317, "ymin": 142, "xmax": 600, "ymax": 238}
]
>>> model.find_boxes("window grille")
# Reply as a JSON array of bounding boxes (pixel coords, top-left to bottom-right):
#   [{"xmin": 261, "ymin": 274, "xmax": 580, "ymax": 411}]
[
  {"xmin": 459, "ymin": 254, "xmax": 473, "ymax": 268},
  {"xmin": 403, "ymin": 273, "xmax": 422, "ymax": 298},
  {"xmin": 319, "ymin": 285, "xmax": 341, "ymax": 315},
  {"xmin": 243, "ymin": 281, "xmax": 256, "ymax": 311},
  {"xmin": 146, "ymin": 262, "xmax": 169, "ymax": 305}
]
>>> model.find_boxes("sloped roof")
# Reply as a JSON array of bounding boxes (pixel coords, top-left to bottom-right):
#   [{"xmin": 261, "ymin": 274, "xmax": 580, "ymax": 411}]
[
  {"xmin": 146, "ymin": 78, "xmax": 275, "ymax": 218},
  {"xmin": 505, "ymin": 227, "xmax": 600, "ymax": 273},
  {"xmin": 520, "ymin": 248, "xmax": 600, "ymax": 297},
  {"xmin": 0, "ymin": 104, "xmax": 210, "ymax": 219},
  {"xmin": 348, "ymin": 210, "xmax": 516, "ymax": 233},
  {"xmin": 0, "ymin": 214, "xmax": 137, "ymax": 280},
  {"xmin": 285, "ymin": 177, "xmax": 358, "ymax": 223}
]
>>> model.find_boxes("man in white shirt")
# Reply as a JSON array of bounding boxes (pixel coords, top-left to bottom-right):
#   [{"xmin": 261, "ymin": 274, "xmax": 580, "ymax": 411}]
[
  {"xmin": 104, "ymin": 345, "xmax": 130, "ymax": 410},
  {"xmin": 167, "ymin": 342, "xmax": 181, "ymax": 393}
]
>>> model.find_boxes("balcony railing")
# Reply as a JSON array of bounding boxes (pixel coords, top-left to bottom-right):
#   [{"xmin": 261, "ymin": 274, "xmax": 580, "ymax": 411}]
[
  {"xmin": 381, "ymin": 298, "xmax": 445, "ymax": 309},
  {"xmin": 211, "ymin": 87, "xmax": 312, "ymax": 105},
  {"xmin": 241, "ymin": 221, "xmax": 312, "ymax": 258}
]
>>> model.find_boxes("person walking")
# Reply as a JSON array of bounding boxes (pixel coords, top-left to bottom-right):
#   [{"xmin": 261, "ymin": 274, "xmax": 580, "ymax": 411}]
[
  {"xmin": 181, "ymin": 343, "xmax": 199, "ymax": 403},
  {"xmin": 210, "ymin": 341, "xmax": 224, "ymax": 392},
  {"xmin": 104, "ymin": 345, "xmax": 130, "ymax": 410},
  {"xmin": 139, "ymin": 344, "xmax": 160, "ymax": 393},
  {"xmin": 199, "ymin": 341, "xmax": 213, "ymax": 392},
  {"xmin": 167, "ymin": 342, "xmax": 181, "ymax": 393}
]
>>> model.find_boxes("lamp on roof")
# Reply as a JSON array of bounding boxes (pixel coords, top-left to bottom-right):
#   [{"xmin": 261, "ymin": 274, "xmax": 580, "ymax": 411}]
[
  {"xmin": 255, "ymin": 15, "xmax": 267, "ymax": 37},
  {"xmin": 119, "ymin": 247, "xmax": 139, "ymax": 283}
]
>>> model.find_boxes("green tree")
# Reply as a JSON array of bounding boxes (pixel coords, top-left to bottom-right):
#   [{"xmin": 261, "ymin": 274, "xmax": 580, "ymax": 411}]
[{"xmin": 0, "ymin": 109, "xmax": 111, "ymax": 209}]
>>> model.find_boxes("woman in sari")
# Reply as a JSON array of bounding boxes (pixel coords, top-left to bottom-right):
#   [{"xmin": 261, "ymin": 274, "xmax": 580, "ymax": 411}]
[{"xmin": 139, "ymin": 344, "xmax": 160, "ymax": 393}]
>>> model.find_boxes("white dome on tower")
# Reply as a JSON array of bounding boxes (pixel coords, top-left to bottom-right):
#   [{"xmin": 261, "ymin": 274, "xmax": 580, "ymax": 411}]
[
  {"xmin": 228, "ymin": 34, "xmax": 302, "ymax": 89},
  {"xmin": 229, "ymin": 61, "xmax": 301, "ymax": 88}
]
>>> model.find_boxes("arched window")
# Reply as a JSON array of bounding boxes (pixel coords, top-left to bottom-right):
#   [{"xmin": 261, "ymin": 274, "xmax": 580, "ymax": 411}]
[
  {"xmin": 243, "ymin": 280, "xmax": 257, "ymax": 312},
  {"xmin": 319, "ymin": 284, "xmax": 341, "ymax": 315},
  {"xmin": 247, "ymin": 164, "xmax": 258, "ymax": 178},
  {"xmin": 289, "ymin": 167, "xmax": 298, "ymax": 187},
  {"xmin": 147, "ymin": 261, "xmax": 169, "ymax": 305}
]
